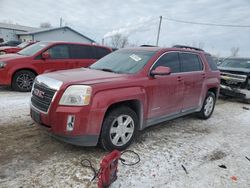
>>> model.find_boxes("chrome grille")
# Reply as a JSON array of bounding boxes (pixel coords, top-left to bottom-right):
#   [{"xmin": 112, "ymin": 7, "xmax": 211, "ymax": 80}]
[{"xmin": 31, "ymin": 82, "xmax": 56, "ymax": 112}]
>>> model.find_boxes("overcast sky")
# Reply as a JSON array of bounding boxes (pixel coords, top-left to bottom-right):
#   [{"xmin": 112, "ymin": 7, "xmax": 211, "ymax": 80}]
[{"xmin": 0, "ymin": 0, "xmax": 250, "ymax": 57}]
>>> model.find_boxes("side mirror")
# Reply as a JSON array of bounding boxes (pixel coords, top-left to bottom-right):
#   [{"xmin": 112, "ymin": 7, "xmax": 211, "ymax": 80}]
[
  {"xmin": 151, "ymin": 66, "xmax": 171, "ymax": 77},
  {"xmin": 42, "ymin": 51, "xmax": 50, "ymax": 59}
]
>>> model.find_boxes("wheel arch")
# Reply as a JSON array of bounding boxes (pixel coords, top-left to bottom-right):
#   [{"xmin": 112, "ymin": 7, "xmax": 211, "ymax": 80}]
[
  {"xmin": 103, "ymin": 99, "xmax": 143, "ymax": 130},
  {"xmin": 11, "ymin": 68, "xmax": 38, "ymax": 84}
]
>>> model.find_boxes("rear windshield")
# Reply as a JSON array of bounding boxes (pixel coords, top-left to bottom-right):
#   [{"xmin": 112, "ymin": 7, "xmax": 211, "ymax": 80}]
[
  {"xmin": 90, "ymin": 49, "xmax": 156, "ymax": 74},
  {"xmin": 220, "ymin": 59, "xmax": 250, "ymax": 69},
  {"xmin": 18, "ymin": 42, "xmax": 50, "ymax": 56}
]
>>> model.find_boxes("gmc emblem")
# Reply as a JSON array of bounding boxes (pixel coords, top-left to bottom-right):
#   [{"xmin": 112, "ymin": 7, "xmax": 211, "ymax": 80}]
[{"xmin": 33, "ymin": 88, "xmax": 45, "ymax": 98}]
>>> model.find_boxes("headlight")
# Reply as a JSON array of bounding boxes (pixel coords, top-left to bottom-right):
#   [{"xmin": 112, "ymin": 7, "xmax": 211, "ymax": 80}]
[
  {"xmin": 0, "ymin": 51, "xmax": 6, "ymax": 55},
  {"xmin": 59, "ymin": 85, "xmax": 92, "ymax": 106},
  {"xmin": 0, "ymin": 62, "xmax": 6, "ymax": 68}
]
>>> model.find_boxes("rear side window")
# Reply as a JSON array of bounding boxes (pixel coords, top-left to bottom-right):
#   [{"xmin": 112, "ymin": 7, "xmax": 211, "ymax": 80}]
[
  {"xmin": 152, "ymin": 52, "xmax": 181, "ymax": 73},
  {"xmin": 47, "ymin": 45, "xmax": 69, "ymax": 59},
  {"xmin": 69, "ymin": 44, "xmax": 95, "ymax": 59},
  {"xmin": 205, "ymin": 54, "xmax": 218, "ymax": 70},
  {"xmin": 179, "ymin": 53, "xmax": 203, "ymax": 72},
  {"xmin": 95, "ymin": 47, "xmax": 111, "ymax": 59}
]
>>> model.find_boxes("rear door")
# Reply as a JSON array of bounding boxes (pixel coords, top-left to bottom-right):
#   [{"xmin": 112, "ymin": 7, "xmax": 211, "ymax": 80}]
[
  {"xmin": 148, "ymin": 52, "xmax": 184, "ymax": 119},
  {"xmin": 179, "ymin": 53, "xmax": 205, "ymax": 111},
  {"xmin": 69, "ymin": 44, "xmax": 96, "ymax": 68}
]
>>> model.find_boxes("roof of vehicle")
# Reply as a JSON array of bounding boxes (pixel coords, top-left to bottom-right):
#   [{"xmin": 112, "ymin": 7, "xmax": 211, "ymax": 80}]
[
  {"xmin": 223, "ymin": 57, "xmax": 250, "ymax": 61},
  {"xmin": 35, "ymin": 41, "xmax": 112, "ymax": 50},
  {"xmin": 121, "ymin": 45, "xmax": 208, "ymax": 54}
]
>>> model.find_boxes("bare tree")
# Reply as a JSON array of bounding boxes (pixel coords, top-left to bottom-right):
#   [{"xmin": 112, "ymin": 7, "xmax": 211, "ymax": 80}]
[
  {"xmin": 40, "ymin": 22, "xmax": 52, "ymax": 28},
  {"xmin": 230, "ymin": 47, "xmax": 239, "ymax": 57},
  {"xmin": 110, "ymin": 34, "xmax": 129, "ymax": 48}
]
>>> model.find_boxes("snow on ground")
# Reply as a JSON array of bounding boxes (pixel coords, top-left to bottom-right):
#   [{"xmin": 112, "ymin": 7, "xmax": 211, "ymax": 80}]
[{"xmin": 0, "ymin": 87, "xmax": 250, "ymax": 188}]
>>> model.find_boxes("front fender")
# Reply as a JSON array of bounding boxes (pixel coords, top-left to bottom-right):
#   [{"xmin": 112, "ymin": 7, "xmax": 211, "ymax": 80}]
[{"xmin": 88, "ymin": 87, "xmax": 147, "ymax": 136}]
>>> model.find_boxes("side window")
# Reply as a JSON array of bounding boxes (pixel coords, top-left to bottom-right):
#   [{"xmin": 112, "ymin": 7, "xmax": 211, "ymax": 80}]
[
  {"xmin": 69, "ymin": 45, "xmax": 95, "ymax": 59},
  {"xmin": 179, "ymin": 53, "xmax": 203, "ymax": 72},
  {"xmin": 95, "ymin": 47, "xmax": 111, "ymax": 59},
  {"xmin": 47, "ymin": 45, "xmax": 69, "ymax": 59},
  {"xmin": 205, "ymin": 54, "xmax": 218, "ymax": 70},
  {"xmin": 152, "ymin": 52, "xmax": 181, "ymax": 73}
]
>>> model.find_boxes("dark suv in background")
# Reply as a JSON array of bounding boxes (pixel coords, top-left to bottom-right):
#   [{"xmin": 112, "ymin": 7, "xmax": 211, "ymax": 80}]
[
  {"xmin": 218, "ymin": 57, "xmax": 250, "ymax": 102},
  {"xmin": 0, "ymin": 41, "xmax": 112, "ymax": 91}
]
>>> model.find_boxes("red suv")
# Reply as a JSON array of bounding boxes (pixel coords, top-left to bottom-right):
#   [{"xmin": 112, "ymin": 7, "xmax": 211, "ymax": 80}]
[
  {"xmin": 30, "ymin": 45, "xmax": 220, "ymax": 151},
  {"xmin": 0, "ymin": 41, "xmax": 112, "ymax": 91},
  {"xmin": 0, "ymin": 41, "xmax": 37, "ymax": 55}
]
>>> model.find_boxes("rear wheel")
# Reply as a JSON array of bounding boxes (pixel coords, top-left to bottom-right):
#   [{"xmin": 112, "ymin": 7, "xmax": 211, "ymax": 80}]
[
  {"xmin": 100, "ymin": 106, "xmax": 138, "ymax": 151},
  {"xmin": 12, "ymin": 70, "xmax": 36, "ymax": 92},
  {"xmin": 198, "ymin": 91, "xmax": 216, "ymax": 119}
]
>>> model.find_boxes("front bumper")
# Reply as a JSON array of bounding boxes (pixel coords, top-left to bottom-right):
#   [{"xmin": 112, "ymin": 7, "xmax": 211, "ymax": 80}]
[
  {"xmin": 220, "ymin": 84, "xmax": 250, "ymax": 100},
  {"xmin": 30, "ymin": 105, "xmax": 105, "ymax": 146},
  {"xmin": 0, "ymin": 69, "xmax": 11, "ymax": 86}
]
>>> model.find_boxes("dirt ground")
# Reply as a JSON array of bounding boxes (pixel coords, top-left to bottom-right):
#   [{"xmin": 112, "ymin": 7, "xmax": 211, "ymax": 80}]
[{"xmin": 0, "ymin": 87, "xmax": 250, "ymax": 188}]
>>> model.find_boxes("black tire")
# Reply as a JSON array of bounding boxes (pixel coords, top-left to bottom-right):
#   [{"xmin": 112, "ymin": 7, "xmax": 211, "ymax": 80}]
[
  {"xmin": 198, "ymin": 91, "xmax": 216, "ymax": 119},
  {"xmin": 100, "ymin": 106, "xmax": 138, "ymax": 151},
  {"xmin": 12, "ymin": 70, "xmax": 36, "ymax": 92}
]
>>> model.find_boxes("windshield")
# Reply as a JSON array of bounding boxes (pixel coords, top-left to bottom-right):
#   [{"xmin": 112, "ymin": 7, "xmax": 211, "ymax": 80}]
[
  {"xmin": 90, "ymin": 49, "xmax": 156, "ymax": 74},
  {"xmin": 220, "ymin": 59, "xmax": 250, "ymax": 69},
  {"xmin": 18, "ymin": 42, "xmax": 50, "ymax": 56},
  {"xmin": 17, "ymin": 42, "xmax": 29, "ymax": 48}
]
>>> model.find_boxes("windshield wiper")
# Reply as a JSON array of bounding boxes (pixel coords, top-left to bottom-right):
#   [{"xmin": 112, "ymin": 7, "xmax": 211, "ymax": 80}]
[{"xmin": 95, "ymin": 68, "xmax": 115, "ymax": 73}]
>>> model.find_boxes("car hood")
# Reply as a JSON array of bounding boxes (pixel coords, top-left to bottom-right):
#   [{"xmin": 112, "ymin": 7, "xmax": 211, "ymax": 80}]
[
  {"xmin": 218, "ymin": 67, "xmax": 250, "ymax": 75},
  {"xmin": 0, "ymin": 53, "xmax": 27, "ymax": 61},
  {"xmin": 41, "ymin": 68, "xmax": 129, "ymax": 86}
]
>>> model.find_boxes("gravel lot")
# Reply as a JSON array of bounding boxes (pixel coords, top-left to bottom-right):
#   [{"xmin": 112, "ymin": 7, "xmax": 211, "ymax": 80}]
[{"xmin": 0, "ymin": 87, "xmax": 250, "ymax": 188}]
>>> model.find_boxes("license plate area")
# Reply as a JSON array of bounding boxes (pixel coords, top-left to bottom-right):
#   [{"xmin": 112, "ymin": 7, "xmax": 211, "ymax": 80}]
[{"xmin": 31, "ymin": 108, "xmax": 41, "ymax": 124}]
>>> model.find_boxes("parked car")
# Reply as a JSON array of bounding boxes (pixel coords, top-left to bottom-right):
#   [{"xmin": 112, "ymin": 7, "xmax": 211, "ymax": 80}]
[
  {"xmin": 0, "ymin": 41, "xmax": 37, "ymax": 55},
  {"xmin": 0, "ymin": 41, "xmax": 112, "ymax": 91},
  {"xmin": 218, "ymin": 57, "xmax": 250, "ymax": 103},
  {"xmin": 0, "ymin": 40, "xmax": 21, "ymax": 47},
  {"xmin": 30, "ymin": 45, "xmax": 220, "ymax": 151}
]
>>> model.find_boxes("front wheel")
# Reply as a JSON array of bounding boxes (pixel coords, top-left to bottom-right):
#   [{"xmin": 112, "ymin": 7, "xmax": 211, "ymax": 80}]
[
  {"xmin": 100, "ymin": 106, "xmax": 138, "ymax": 151},
  {"xmin": 12, "ymin": 70, "xmax": 36, "ymax": 92},
  {"xmin": 198, "ymin": 91, "xmax": 216, "ymax": 119}
]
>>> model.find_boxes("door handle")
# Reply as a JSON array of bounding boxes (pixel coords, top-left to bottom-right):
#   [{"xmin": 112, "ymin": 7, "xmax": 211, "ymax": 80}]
[
  {"xmin": 177, "ymin": 76, "xmax": 183, "ymax": 81},
  {"xmin": 202, "ymin": 73, "xmax": 206, "ymax": 78}
]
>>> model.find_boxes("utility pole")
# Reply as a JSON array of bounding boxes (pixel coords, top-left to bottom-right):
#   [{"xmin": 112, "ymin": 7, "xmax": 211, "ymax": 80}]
[
  {"xmin": 156, "ymin": 16, "xmax": 162, "ymax": 46},
  {"xmin": 60, "ymin": 17, "xmax": 63, "ymax": 27}
]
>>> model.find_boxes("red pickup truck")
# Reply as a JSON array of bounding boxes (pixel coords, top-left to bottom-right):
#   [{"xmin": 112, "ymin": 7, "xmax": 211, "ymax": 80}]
[
  {"xmin": 0, "ymin": 41, "xmax": 112, "ymax": 91},
  {"xmin": 30, "ymin": 45, "xmax": 220, "ymax": 151}
]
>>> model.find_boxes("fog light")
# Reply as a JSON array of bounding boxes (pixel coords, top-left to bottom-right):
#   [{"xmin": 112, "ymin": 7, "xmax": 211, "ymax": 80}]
[{"xmin": 66, "ymin": 115, "xmax": 75, "ymax": 131}]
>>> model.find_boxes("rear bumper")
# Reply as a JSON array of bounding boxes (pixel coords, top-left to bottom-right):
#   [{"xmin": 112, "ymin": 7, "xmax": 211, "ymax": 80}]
[{"xmin": 220, "ymin": 84, "xmax": 250, "ymax": 100}]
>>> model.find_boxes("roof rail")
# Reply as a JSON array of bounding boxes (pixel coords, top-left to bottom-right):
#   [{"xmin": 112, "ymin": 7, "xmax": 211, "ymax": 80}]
[
  {"xmin": 172, "ymin": 45, "xmax": 204, "ymax": 51},
  {"xmin": 140, "ymin": 45, "xmax": 158, "ymax": 47}
]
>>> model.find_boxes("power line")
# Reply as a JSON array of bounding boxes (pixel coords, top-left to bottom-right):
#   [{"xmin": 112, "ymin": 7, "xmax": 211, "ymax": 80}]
[{"xmin": 162, "ymin": 16, "xmax": 250, "ymax": 28}]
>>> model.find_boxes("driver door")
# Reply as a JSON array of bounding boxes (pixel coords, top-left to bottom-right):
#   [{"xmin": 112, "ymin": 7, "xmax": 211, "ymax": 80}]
[{"xmin": 148, "ymin": 52, "xmax": 184, "ymax": 119}]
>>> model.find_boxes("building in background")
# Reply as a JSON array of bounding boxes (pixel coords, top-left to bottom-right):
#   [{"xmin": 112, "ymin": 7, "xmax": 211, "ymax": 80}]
[
  {"xmin": 17, "ymin": 26, "xmax": 95, "ymax": 43},
  {"xmin": 0, "ymin": 23, "xmax": 95, "ymax": 44},
  {"xmin": 0, "ymin": 22, "xmax": 37, "ymax": 42}
]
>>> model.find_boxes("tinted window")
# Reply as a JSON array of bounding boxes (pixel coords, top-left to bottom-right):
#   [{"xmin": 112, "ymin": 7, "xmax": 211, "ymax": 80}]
[
  {"xmin": 152, "ymin": 52, "xmax": 180, "ymax": 73},
  {"xmin": 70, "ymin": 44, "xmax": 95, "ymax": 59},
  {"xmin": 95, "ymin": 47, "xmax": 111, "ymax": 59},
  {"xmin": 206, "ymin": 54, "xmax": 218, "ymax": 70},
  {"xmin": 219, "ymin": 58, "xmax": 250, "ymax": 69},
  {"xmin": 180, "ymin": 53, "xmax": 203, "ymax": 72},
  {"xmin": 47, "ymin": 45, "xmax": 69, "ymax": 59}
]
